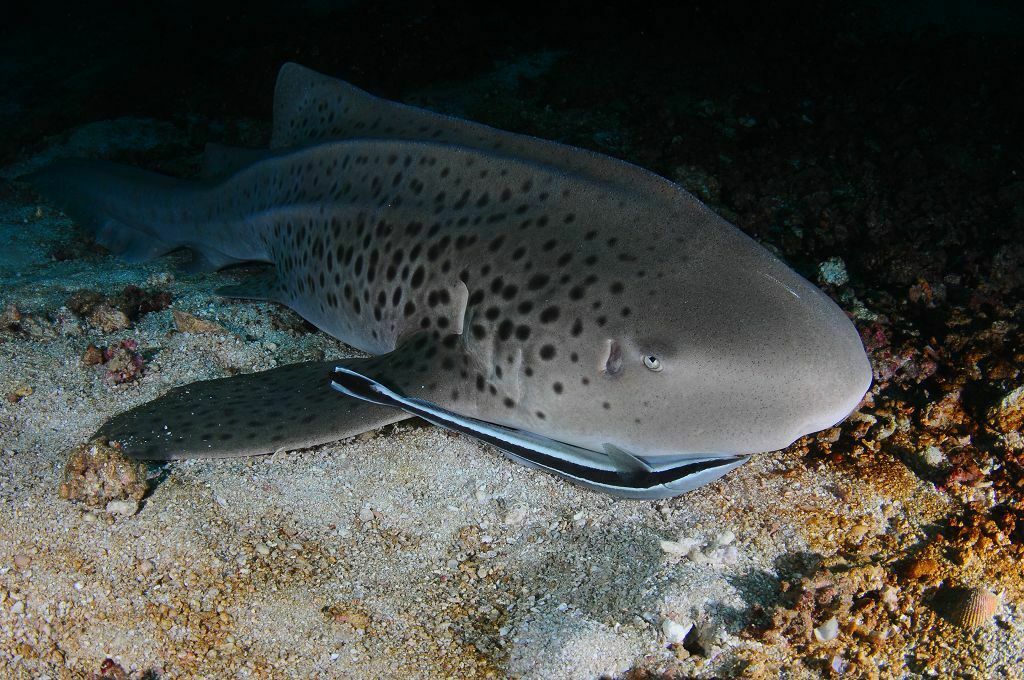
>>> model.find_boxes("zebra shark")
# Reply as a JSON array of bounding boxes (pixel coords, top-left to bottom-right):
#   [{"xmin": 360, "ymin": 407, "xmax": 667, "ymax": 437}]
[{"xmin": 28, "ymin": 63, "xmax": 871, "ymax": 499}]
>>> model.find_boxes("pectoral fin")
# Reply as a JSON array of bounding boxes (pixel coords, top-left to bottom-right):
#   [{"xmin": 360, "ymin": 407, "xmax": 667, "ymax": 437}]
[
  {"xmin": 98, "ymin": 360, "xmax": 410, "ymax": 460},
  {"xmin": 215, "ymin": 268, "xmax": 288, "ymax": 303}
]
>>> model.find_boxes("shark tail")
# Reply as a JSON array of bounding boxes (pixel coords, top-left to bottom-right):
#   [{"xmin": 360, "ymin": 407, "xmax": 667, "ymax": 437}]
[{"xmin": 26, "ymin": 159, "xmax": 258, "ymax": 271}]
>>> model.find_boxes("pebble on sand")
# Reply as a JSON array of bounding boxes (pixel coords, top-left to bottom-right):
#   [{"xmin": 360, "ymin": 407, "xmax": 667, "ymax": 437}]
[
  {"xmin": 172, "ymin": 309, "xmax": 229, "ymax": 334},
  {"xmin": 59, "ymin": 438, "xmax": 149, "ymax": 507}
]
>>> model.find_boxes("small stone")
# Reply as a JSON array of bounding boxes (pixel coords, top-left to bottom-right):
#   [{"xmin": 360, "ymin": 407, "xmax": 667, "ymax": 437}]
[
  {"xmin": 81, "ymin": 343, "xmax": 104, "ymax": 365},
  {"xmin": 13, "ymin": 554, "xmax": 31, "ymax": 570},
  {"xmin": 919, "ymin": 446, "xmax": 946, "ymax": 467},
  {"xmin": 99, "ymin": 340, "xmax": 145, "ymax": 384},
  {"xmin": 503, "ymin": 505, "xmax": 527, "ymax": 526},
  {"xmin": 358, "ymin": 505, "xmax": 375, "ymax": 522},
  {"xmin": 105, "ymin": 498, "xmax": 140, "ymax": 516},
  {"xmin": 87, "ymin": 304, "xmax": 131, "ymax": 332},
  {"xmin": 715, "ymin": 530, "xmax": 735, "ymax": 546},
  {"xmin": 903, "ymin": 557, "xmax": 940, "ymax": 580},
  {"xmin": 59, "ymin": 438, "xmax": 149, "ymax": 507},
  {"xmin": 661, "ymin": 618, "xmax": 693, "ymax": 644},
  {"xmin": 10, "ymin": 600, "xmax": 25, "ymax": 614},
  {"xmin": 255, "ymin": 542, "xmax": 271, "ymax": 557},
  {"xmin": 1, "ymin": 302, "xmax": 22, "ymax": 326},
  {"xmin": 814, "ymin": 617, "xmax": 840, "ymax": 642},
  {"xmin": 173, "ymin": 309, "xmax": 228, "ymax": 334},
  {"xmin": 706, "ymin": 545, "xmax": 740, "ymax": 566},
  {"xmin": 5, "ymin": 384, "xmax": 32, "ymax": 403},
  {"xmin": 848, "ymin": 523, "xmax": 871, "ymax": 541},
  {"xmin": 138, "ymin": 559, "xmax": 155, "ymax": 576},
  {"xmin": 817, "ymin": 257, "xmax": 849, "ymax": 286},
  {"xmin": 880, "ymin": 585, "xmax": 900, "ymax": 611},
  {"xmin": 988, "ymin": 386, "xmax": 1024, "ymax": 434},
  {"xmin": 145, "ymin": 271, "xmax": 175, "ymax": 287},
  {"xmin": 818, "ymin": 427, "xmax": 842, "ymax": 443}
]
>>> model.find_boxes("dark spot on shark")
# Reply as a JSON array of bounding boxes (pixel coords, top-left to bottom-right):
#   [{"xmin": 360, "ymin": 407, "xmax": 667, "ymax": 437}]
[{"xmin": 539, "ymin": 307, "xmax": 560, "ymax": 324}]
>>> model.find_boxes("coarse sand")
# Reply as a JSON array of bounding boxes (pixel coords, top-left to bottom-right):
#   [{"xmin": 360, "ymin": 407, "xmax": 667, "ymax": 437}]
[{"xmin": 1, "ymin": 116, "xmax": 1021, "ymax": 679}]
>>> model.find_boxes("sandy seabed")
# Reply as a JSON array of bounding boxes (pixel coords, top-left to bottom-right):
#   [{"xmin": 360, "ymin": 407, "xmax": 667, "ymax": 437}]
[{"xmin": 1, "ymin": 113, "xmax": 1022, "ymax": 680}]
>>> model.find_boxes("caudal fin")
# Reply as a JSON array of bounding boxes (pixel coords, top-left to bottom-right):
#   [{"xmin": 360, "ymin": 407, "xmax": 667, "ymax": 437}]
[{"xmin": 25, "ymin": 158, "xmax": 235, "ymax": 267}]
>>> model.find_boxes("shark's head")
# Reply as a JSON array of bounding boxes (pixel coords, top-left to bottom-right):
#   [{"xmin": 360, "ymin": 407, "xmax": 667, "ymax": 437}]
[{"xmin": 511, "ymin": 203, "xmax": 872, "ymax": 460}]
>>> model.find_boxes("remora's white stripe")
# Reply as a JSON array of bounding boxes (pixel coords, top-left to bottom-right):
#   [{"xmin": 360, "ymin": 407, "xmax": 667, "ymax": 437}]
[
  {"xmin": 331, "ymin": 366, "xmax": 626, "ymax": 474},
  {"xmin": 329, "ymin": 365, "xmax": 750, "ymax": 500}
]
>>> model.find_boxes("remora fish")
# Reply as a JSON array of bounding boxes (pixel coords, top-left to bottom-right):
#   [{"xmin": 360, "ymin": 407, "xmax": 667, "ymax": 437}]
[{"xmin": 28, "ymin": 63, "xmax": 871, "ymax": 499}]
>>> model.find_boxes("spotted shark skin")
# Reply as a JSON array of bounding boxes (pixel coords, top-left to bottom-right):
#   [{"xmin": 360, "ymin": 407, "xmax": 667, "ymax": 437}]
[{"xmin": 28, "ymin": 63, "xmax": 871, "ymax": 498}]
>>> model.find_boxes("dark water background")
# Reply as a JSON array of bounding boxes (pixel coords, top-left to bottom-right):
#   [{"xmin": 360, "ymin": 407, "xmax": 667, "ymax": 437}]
[
  {"xmin": 2, "ymin": 2, "xmax": 1021, "ymax": 398},
  {"xmin": 2, "ymin": 2, "xmax": 1020, "ymax": 266}
]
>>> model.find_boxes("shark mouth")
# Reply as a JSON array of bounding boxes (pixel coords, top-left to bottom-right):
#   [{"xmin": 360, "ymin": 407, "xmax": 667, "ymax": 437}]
[{"xmin": 330, "ymin": 365, "xmax": 749, "ymax": 499}]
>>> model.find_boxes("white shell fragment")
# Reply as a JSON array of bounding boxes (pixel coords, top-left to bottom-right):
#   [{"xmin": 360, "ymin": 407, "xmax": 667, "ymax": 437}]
[
  {"xmin": 814, "ymin": 616, "xmax": 840, "ymax": 642},
  {"xmin": 661, "ymin": 617, "xmax": 694, "ymax": 644},
  {"xmin": 660, "ymin": 533, "xmax": 740, "ymax": 566},
  {"xmin": 659, "ymin": 537, "xmax": 700, "ymax": 557}
]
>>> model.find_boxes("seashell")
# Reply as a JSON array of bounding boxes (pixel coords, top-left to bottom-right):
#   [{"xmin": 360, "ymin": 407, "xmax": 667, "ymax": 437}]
[{"xmin": 948, "ymin": 587, "xmax": 999, "ymax": 629}]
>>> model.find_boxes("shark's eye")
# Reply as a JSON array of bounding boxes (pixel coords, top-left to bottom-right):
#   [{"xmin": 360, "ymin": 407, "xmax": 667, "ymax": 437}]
[{"xmin": 643, "ymin": 355, "xmax": 663, "ymax": 372}]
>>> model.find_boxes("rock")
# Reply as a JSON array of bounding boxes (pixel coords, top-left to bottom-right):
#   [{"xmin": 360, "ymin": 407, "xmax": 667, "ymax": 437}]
[
  {"xmin": 101, "ymin": 340, "xmax": 145, "ymax": 385},
  {"xmin": 87, "ymin": 304, "xmax": 132, "ymax": 332},
  {"xmin": 81, "ymin": 343, "xmax": 104, "ymax": 366},
  {"xmin": 1, "ymin": 302, "xmax": 22, "ymax": 327},
  {"xmin": 988, "ymin": 385, "xmax": 1024, "ymax": 435},
  {"xmin": 817, "ymin": 257, "xmax": 849, "ymax": 286},
  {"xmin": 903, "ymin": 557, "xmax": 939, "ymax": 580},
  {"xmin": 917, "ymin": 445, "xmax": 946, "ymax": 468},
  {"xmin": 58, "ymin": 438, "xmax": 149, "ymax": 507},
  {"xmin": 13, "ymin": 554, "xmax": 31, "ymax": 570},
  {"xmin": 173, "ymin": 309, "xmax": 228, "ymax": 334},
  {"xmin": 5, "ymin": 384, "xmax": 32, "ymax": 403}
]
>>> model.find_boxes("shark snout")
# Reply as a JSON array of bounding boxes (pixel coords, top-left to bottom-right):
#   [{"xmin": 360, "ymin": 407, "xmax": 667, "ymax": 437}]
[{"xmin": 798, "ymin": 304, "xmax": 873, "ymax": 434}]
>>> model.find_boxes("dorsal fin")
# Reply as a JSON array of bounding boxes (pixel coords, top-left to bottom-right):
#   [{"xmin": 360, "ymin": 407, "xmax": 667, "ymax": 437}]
[{"xmin": 270, "ymin": 63, "xmax": 684, "ymax": 201}]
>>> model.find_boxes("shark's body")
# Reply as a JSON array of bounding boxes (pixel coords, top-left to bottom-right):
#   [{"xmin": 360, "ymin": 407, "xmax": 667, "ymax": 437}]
[{"xmin": 29, "ymin": 64, "xmax": 871, "ymax": 498}]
